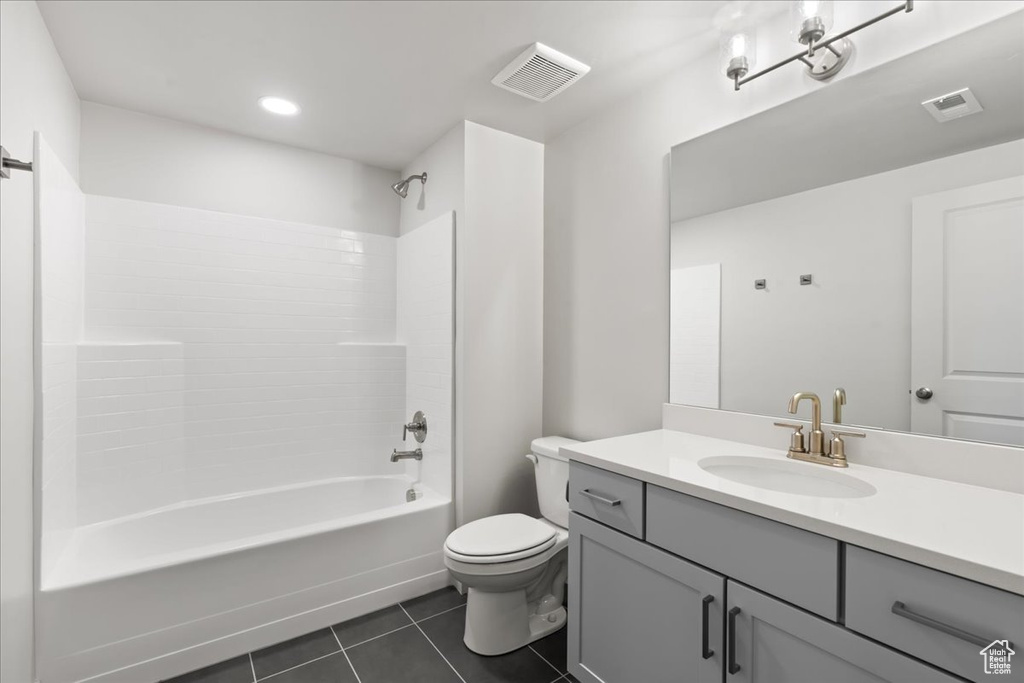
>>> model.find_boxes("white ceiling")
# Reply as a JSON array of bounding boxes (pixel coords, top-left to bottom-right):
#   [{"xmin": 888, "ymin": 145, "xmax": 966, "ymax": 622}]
[{"xmin": 38, "ymin": 0, "xmax": 731, "ymax": 171}]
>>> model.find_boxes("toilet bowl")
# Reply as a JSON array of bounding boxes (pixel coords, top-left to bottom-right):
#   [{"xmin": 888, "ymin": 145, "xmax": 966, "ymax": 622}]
[{"xmin": 442, "ymin": 436, "xmax": 579, "ymax": 656}]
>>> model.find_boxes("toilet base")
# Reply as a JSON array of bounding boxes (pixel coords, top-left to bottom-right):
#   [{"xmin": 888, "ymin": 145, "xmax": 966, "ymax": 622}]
[{"xmin": 462, "ymin": 588, "xmax": 567, "ymax": 656}]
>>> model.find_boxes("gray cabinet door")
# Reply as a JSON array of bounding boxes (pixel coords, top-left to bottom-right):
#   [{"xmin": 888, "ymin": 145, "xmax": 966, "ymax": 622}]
[
  {"xmin": 726, "ymin": 581, "xmax": 962, "ymax": 683},
  {"xmin": 568, "ymin": 512, "xmax": 724, "ymax": 683}
]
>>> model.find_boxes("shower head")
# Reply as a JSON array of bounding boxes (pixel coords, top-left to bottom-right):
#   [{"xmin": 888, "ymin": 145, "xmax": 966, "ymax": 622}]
[{"xmin": 391, "ymin": 172, "xmax": 427, "ymax": 198}]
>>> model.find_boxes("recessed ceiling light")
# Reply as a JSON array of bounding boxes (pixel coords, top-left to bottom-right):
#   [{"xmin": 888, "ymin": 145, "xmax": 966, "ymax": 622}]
[{"xmin": 258, "ymin": 96, "xmax": 300, "ymax": 116}]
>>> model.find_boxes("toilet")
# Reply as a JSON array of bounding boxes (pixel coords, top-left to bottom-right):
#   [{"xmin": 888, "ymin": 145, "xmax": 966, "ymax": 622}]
[{"xmin": 443, "ymin": 436, "xmax": 579, "ymax": 656}]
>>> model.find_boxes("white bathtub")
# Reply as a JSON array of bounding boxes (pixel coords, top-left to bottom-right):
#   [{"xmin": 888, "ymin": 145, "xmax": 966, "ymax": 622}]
[{"xmin": 38, "ymin": 475, "xmax": 453, "ymax": 683}]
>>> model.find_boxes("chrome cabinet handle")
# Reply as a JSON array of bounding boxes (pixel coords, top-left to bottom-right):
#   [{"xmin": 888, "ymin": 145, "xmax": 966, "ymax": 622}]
[
  {"xmin": 701, "ymin": 595, "xmax": 715, "ymax": 660},
  {"xmin": 578, "ymin": 489, "xmax": 621, "ymax": 507},
  {"xmin": 727, "ymin": 607, "xmax": 741, "ymax": 674},
  {"xmin": 891, "ymin": 601, "xmax": 1008, "ymax": 648}
]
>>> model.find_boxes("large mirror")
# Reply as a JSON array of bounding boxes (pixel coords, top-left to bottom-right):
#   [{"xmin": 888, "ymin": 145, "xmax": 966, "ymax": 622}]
[{"xmin": 669, "ymin": 15, "xmax": 1024, "ymax": 446}]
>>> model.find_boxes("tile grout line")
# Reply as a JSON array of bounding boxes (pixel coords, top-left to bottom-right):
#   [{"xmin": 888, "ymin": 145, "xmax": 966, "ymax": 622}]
[
  {"xmin": 529, "ymin": 644, "xmax": 564, "ymax": 677},
  {"xmin": 331, "ymin": 624, "xmax": 364, "ymax": 683},
  {"xmin": 413, "ymin": 601, "xmax": 467, "ymax": 624},
  {"xmin": 255, "ymin": 650, "xmax": 344, "ymax": 682},
  {"xmin": 340, "ymin": 648, "xmax": 364, "ymax": 683},
  {"xmin": 342, "ymin": 622, "xmax": 416, "ymax": 651},
  {"xmin": 328, "ymin": 594, "xmax": 466, "ymax": 652},
  {"xmin": 248, "ymin": 652, "xmax": 257, "ymax": 683},
  {"xmin": 399, "ymin": 603, "xmax": 468, "ymax": 683}
]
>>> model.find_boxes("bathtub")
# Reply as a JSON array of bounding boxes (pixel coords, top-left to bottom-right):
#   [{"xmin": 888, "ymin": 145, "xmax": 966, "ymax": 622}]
[{"xmin": 38, "ymin": 475, "xmax": 452, "ymax": 683}]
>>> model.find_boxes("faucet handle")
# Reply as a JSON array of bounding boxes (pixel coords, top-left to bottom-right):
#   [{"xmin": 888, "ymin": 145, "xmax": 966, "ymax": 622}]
[
  {"xmin": 774, "ymin": 422, "xmax": 806, "ymax": 454},
  {"xmin": 829, "ymin": 429, "xmax": 865, "ymax": 464}
]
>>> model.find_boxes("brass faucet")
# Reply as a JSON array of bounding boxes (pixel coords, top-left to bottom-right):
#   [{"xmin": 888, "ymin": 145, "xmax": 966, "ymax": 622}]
[
  {"xmin": 774, "ymin": 391, "xmax": 864, "ymax": 468},
  {"xmin": 789, "ymin": 392, "xmax": 826, "ymax": 457}
]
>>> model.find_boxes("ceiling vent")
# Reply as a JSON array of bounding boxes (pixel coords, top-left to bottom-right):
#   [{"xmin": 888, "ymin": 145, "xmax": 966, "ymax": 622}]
[
  {"xmin": 491, "ymin": 43, "xmax": 590, "ymax": 102},
  {"xmin": 921, "ymin": 88, "xmax": 984, "ymax": 122}
]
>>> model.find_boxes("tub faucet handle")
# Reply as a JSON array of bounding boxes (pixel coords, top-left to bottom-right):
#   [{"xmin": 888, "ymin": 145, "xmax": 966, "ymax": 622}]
[{"xmin": 403, "ymin": 410, "xmax": 428, "ymax": 443}]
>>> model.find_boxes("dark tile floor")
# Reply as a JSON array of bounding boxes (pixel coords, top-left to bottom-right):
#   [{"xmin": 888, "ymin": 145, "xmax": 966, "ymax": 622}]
[{"xmin": 165, "ymin": 588, "xmax": 578, "ymax": 683}]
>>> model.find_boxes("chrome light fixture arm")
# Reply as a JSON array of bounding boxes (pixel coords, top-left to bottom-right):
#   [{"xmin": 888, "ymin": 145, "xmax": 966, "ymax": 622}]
[{"xmin": 731, "ymin": 1, "xmax": 913, "ymax": 92}]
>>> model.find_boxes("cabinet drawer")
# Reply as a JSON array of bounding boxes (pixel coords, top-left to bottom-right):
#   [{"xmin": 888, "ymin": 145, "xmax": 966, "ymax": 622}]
[
  {"xmin": 646, "ymin": 485, "xmax": 839, "ymax": 620},
  {"xmin": 727, "ymin": 581, "xmax": 962, "ymax": 683},
  {"xmin": 846, "ymin": 545, "xmax": 1024, "ymax": 683},
  {"xmin": 569, "ymin": 462, "xmax": 644, "ymax": 538}
]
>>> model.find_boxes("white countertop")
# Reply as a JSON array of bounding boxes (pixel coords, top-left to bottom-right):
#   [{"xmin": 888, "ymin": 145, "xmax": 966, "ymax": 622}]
[{"xmin": 564, "ymin": 429, "xmax": 1024, "ymax": 596}]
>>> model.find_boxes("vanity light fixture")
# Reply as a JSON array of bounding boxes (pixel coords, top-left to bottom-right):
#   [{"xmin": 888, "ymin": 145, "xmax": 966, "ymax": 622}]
[
  {"xmin": 720, "ymin": 28, "xmax": 757, "ymax": 82},
  {"xmin": 258, "ymin": 96, "xmax": 300, "ymax": 116},
  {"xmin": 726, "ymin": 0, "xmax": 913, "ymax": 91}
]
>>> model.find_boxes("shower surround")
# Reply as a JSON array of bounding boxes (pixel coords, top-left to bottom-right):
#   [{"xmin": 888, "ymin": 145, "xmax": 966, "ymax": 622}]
[
  {"xmin": 77, "ymin": 195, "xmax": 404, "ymax": 523},
  {"xmin": 37, "ymin": 174, "xmax": 455, "ymax": 681}
]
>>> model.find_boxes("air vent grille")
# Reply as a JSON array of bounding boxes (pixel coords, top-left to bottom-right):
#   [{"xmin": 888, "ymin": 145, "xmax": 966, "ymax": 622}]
[
  {"xmin": 492, "ymin": 43, "xmax": 590, "ymax": 102},
  {"xmin": 921, "ymin": 88, "xmax": 983, "ymax": 122},
  {"xmin": 933, "ymin": 93, "xmax": 967, "ymax": 110}
]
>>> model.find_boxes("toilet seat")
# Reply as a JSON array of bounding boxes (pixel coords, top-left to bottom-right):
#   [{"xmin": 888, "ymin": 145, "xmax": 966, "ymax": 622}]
[
  {"xmin": 444, "ymin": 514, "xmax": 557, "ymax": 564},
  {"xmin": 444, "ymin": 524, "xmax": 569, "ymax": 578}
]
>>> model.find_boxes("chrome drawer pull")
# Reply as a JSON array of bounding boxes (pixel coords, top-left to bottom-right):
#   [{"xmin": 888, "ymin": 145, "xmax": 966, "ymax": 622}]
[
  {"xmin": 579, "ymin": 489, "xmax": 621, "ymax": 507},
  {"xmin": 891, "ymin": 601, "xmax": 1009, "ymax": 648}
]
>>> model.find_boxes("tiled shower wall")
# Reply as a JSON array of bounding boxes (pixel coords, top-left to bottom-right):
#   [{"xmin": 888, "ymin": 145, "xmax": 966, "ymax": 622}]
[
  {"xmin": 78, "ymin": 196, "xmax": 406, "ymax": 522},
  {"xmin": 36, "ymin": 136, "xmax": 85, "ymax": 575},
  {"xmin": 397, "ymin": 212, "xmax": 454, "ymax": 500}
]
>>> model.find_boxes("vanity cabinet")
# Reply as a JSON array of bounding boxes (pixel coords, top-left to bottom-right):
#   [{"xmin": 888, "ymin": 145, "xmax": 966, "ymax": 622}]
[
  {"xmin": 726, "ymin": 581, "xmax": 961, "ymax": 683},
  {"xmin": 568, "ymin": 512, "xmax": 724, "ymax": 683},
  {"xmin": 567, "ymin": 461, "xmax": 1019, "ymax": 683}
]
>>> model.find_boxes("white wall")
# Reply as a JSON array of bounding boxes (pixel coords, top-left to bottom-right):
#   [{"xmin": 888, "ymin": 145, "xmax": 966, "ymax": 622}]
[
  {"xmin": 543, "ymin": 1, "xmax": 1024, "ymax": 441},
  {"xmin": 399, "ymin": 122, "xmax": 544, "ymax": 525},
  {"xmin": 461, "ymin": 123, "xmax": 544, "ymax": 524},
  {"xmin": 81, "ymin": 103, "xmax": 401, "ymax": 237},
  {"xmin": 0, "ymin": 2, "xmax": 81, "ymax": 681},
  {"xmin": 669, "ymin": 264, "xmax": 720, "ymax": 409},
  {"xmin": 671, "ymin": 140, "xmax": 1024, "ymax": 431},
  {"xmin": 399, "ymin": 123, "xmax": 465, "ymax": 236},
  {"xmin": 397, "ymin": 213, "xmax": 454, "ymax": 500}
]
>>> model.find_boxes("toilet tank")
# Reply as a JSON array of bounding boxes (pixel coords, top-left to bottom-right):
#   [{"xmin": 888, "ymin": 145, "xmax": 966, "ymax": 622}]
[{"xmin": 528, "ymin": 436, "xmax": 580, "ymax": 529}]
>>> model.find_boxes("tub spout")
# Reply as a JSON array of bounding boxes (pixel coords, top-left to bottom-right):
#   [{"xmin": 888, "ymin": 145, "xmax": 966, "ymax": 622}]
[{"xmin": 391, "ymin": 448, "xmax": 423, "ymax": 462}]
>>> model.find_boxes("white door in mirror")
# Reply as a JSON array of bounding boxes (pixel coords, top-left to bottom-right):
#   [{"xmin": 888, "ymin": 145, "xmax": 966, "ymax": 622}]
[{"xmin": 911, "ymin": 176, "xmax": 1024, "ymax": 446}]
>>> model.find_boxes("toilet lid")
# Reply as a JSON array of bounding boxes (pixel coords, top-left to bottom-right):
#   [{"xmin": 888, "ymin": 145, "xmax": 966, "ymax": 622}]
[{"xmin": 445, "ymin": 513, "xmax": 556, "ymax": 558}]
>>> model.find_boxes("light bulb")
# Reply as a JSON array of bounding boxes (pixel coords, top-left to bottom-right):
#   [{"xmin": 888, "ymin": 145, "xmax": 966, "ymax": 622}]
[
  {"xmin": 791, "ymin": 0, "xmax": 834, "ymax": 46},
  {"xmin": 720, "ymin": 29, "xmax": 757, "ymax": 80}
]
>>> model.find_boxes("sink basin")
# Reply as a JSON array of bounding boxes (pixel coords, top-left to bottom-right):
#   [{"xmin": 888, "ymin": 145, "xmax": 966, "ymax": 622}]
[{"xmin": 698, "ymin": 456, "xmax": 877, "ymax": 498}]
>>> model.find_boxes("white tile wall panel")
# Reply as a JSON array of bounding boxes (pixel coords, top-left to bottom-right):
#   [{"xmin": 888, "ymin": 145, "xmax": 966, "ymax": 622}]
[
  {"xmin": 84, "ymin": 195, "xmax": 396, "ymax": 344},
  {"xmin": 36, "ymin": 136, "xmax": 86, "ymax": 577},
  {"xmin": 76, "ymin": 344, "xmax": 405, "ymax": 524},
  {"xmin": 75, "ymin": 342, "xmax": 185, "ymax": 524},
  {"xmin": 397, "ymin": 213, "xmax": 454, "ymax": 500},
  {"xmin": 78, "ymin": 195, "xmax": 412, "ymax": 521}
]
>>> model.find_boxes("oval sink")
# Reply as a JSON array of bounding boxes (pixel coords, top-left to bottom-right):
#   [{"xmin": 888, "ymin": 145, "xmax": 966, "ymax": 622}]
[{"xmin": 698, "ymin": 456, "xmax": 877, "ymax": 499}]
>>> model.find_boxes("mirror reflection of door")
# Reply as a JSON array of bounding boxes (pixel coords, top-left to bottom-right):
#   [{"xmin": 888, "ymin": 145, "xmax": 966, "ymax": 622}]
[{"xmin": 911, "ymin": 177, "xmax": 1024, "ymax": 446}]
